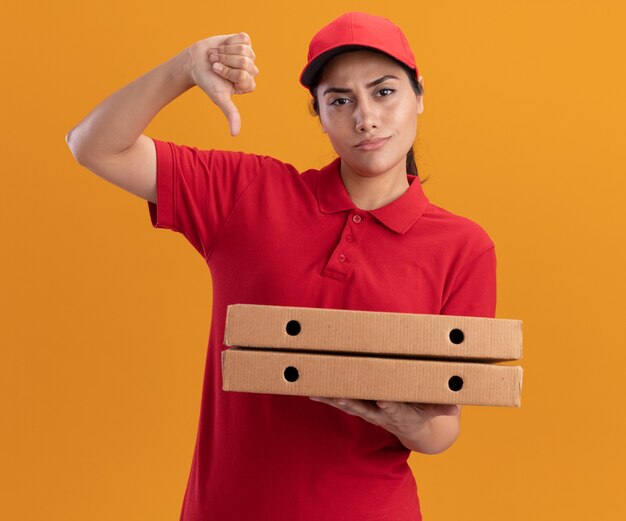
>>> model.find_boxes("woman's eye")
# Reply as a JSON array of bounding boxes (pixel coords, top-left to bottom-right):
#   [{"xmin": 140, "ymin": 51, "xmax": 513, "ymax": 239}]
[
  {"xmin": 378, "ymin": 88, "xmax": 394, "ymax": 97},
  {"xmin": 330, "ymin": 98, "xmax": 349, "ymax": 106}
]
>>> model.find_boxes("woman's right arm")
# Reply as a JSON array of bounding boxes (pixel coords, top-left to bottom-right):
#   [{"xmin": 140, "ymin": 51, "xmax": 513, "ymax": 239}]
[{"xmin": 65, "ymin": 32, "xmax": 259, "ymax": 204}]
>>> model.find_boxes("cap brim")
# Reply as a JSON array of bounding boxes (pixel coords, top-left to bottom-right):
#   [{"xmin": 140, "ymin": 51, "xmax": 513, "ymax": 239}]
[{"xmin": 300, "ymin": 44, "xmax": 383, "ymax": 89}]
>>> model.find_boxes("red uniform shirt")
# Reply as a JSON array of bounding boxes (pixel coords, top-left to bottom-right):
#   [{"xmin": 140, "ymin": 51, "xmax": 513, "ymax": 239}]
[{"xmin": 147, "ymin": 138, "xmax": 496, "ymax": 521}]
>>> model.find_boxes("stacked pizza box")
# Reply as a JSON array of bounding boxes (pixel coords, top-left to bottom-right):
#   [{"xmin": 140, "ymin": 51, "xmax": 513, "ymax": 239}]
[{"xmin": 221, "ymin": 304, "xmax": 523, "ymax": 407}]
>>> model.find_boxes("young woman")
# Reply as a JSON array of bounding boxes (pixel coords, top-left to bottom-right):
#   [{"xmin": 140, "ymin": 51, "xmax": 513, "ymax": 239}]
[{"xmin": 66, "ymin": 12, "xmax": 496, "ymax": 521}]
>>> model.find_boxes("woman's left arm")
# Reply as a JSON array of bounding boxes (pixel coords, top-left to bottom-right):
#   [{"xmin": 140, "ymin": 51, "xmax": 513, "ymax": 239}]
[{"xmin": 309, "ymin": 397, "xmax": 461, "ymax": 454}]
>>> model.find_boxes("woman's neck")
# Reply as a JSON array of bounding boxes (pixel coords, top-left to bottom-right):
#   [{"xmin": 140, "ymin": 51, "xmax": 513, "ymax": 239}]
[{"xmin": 339, "ymin": 160, "xmax": 410, "ymax": 210}]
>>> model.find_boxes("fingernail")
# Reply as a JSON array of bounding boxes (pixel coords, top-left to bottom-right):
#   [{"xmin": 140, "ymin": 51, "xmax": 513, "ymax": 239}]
[
  {"xmin": 213, "ymin": 62, "xmax": 223, "ymax": 72},
  {"xmin": 377, "ymin": 401, "xmax": 388, "ymax": 408},
  {"xmin": 336, "ymin": 400, "xmax": 347, "ymax": 406}
]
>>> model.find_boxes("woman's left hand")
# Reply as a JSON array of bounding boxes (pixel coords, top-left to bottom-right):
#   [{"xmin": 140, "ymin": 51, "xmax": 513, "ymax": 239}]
[{"xmin": 309, "ymin": 396, "xmax": 460, "ymax": 444}]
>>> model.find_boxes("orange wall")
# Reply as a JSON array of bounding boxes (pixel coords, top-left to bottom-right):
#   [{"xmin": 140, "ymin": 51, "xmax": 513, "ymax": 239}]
[{"xmin": 2, "ymin": 1, "xmax": 625, "ymax": 519}]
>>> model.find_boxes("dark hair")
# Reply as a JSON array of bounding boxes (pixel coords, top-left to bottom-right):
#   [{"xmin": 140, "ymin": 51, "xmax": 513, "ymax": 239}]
[{"xmin": 307, "ymin": 49, "xmax": 427, "ymax": 183}]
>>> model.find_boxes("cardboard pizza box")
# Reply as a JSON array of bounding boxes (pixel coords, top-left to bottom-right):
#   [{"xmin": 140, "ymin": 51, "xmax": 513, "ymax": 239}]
[
  {"xmin": 224, "ymin": 304, "xmax": 522, "ymax": 361},
  {"xmin": 222, "ymin": 348, "xmax": 523, "ymax": 407}
]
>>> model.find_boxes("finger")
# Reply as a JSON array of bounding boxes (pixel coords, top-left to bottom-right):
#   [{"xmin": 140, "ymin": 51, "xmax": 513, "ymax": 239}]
[
  {"xmin": 309, "ymin": 396, "xmax": 342, "ymax": 406},
  {"xmin": 330, "ymin": 398, "xmax": 386, "ymax": 423},
  {"xmin": 423, "ymin": 403, "xmax": 459, "ymax": 416},
  {"xmin": 210, "ymin": 53, "xmax": 259, "ymax": 78},
  {"xmin": 212, "ymin": 62, "xmax": 255, "ymax": 92},
  {"xmin": 310, "ymin": 397, "xmax": 395, "ymax": 429},
  {"xmin": 376, "ymin": 400, "xmax": 404, "ymax": 415},
  {"xmin": 415, "ymin": 402, "xmax": 460, "ymax": 418},
  {"xmin": 440, "ymin": 404, "xmax": 460, "ymax": 416},
  {"xmin": 213, "ymin": 91, "xmax": 241, "ymax": 136},
  {"xmin": 310, "ymin": 397, "xmax": 365, "ymax": 411},
  {"xmin": 221, "ymin": 31, "xmax": 252, "ymax": 46},
  {"xmin": 213, "ymin": 43, "xmax": 256, "ymax": 61}
]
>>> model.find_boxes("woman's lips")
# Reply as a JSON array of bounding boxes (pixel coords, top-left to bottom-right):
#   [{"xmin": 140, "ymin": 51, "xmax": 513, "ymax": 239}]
[{"xmin": 355, "ymin": 137, "xmax": 390, "ymax": 150}]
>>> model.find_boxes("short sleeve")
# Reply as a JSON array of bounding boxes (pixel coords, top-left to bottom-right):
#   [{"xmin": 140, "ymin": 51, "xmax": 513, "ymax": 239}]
[
  {"xmin": 439, "ymin": 245, "xmax": 497, "ymax": 318},
  {"xmin": 147, "ymin": 138, "xmax": 271, "ymax": 259}
]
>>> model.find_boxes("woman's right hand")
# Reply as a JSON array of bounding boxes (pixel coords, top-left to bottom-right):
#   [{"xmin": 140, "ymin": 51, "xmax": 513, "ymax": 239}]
[{"xmin": 188, "ymin": 32, "xmax": 259, "ymax": 136}]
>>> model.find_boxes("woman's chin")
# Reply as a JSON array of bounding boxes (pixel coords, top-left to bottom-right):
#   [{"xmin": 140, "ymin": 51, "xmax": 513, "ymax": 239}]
[{"xmin": 344, "ymin": 155, "xmax": 404, "ymax": 179}]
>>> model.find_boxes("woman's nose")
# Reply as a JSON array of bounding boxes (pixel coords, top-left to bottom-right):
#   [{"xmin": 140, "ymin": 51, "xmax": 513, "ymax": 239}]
[{"xmin": 354, "ymin": 98, "xmax": 380, "ymax": 132}]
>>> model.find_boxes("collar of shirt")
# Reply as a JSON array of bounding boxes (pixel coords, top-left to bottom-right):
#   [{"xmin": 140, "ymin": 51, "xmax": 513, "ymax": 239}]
[{"xmin": 316, "ymin": 157, "xmax": 431, "ymax": 235}]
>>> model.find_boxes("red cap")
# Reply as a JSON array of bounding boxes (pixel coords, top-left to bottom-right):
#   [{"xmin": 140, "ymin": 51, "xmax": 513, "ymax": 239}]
[{"xmin": 299, "ymin": 12, "xmax": 419, "ymax": 89}]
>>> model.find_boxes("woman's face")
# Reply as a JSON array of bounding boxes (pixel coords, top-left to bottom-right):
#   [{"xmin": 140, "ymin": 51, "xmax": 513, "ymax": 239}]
[{"xmin": 316, "ymin": 50, "xmax": 423, "ymax": 179}]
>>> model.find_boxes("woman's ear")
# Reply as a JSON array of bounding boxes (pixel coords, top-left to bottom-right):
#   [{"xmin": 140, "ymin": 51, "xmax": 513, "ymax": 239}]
[
  {"xmin": 319, "ymin": 115, "xmax": 327, "ymax": 133},
  {"xmin": 416, "ymin": 76, "xmax": 425, "ymax": 115}
]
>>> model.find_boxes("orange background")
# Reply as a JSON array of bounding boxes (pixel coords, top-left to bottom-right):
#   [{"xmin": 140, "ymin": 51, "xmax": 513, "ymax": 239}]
[{"xmin": 2, "ymin": 1, "xmax": 625, "ymax": 519}]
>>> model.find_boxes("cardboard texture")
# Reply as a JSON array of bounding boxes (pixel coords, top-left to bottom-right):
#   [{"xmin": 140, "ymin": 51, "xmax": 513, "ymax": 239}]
[
  {"xmin": 222, "ymin": 304, "xmax": 524, "ymax": 407},
  {"xmin": 224, "ymin": 304, "xmax": 522, "ymax": 361}
]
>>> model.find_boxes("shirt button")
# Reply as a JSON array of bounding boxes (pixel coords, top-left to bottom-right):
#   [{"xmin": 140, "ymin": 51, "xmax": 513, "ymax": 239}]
[
  {"xmin": 352, "ymin": 214, "xmax": 362, "ymax": 223},
  {"xmin": 338, "ymin": 253, "xmax": 346, "ymax": 262},
  {"xmin": 345, "ymin": 235, "xmax": 353, "ymax": 243}
]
